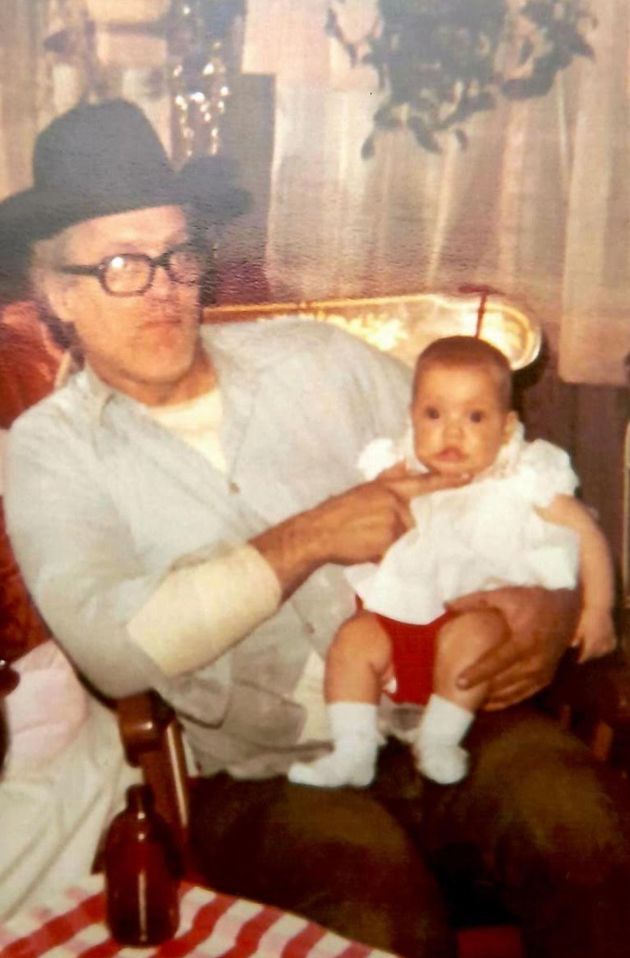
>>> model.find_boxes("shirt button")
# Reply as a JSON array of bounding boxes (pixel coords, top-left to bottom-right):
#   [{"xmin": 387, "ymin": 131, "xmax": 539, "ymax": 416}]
[
  {"xmin": 303, "ymin": 622, "xmax": 315, "ymax": 636},
  {"xmin": 229, "ymin": 480, "xmax": 240, "ymax": 494}
]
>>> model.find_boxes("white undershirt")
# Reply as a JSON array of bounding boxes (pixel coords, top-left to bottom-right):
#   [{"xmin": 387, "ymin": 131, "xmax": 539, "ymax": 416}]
[
  {"xmin": 146, "ymin": 389, "xmax": 227, "ymax": 473},
  {"xmin": 127, "ymin": 389, "xmax": 281, "ymax": 677}
]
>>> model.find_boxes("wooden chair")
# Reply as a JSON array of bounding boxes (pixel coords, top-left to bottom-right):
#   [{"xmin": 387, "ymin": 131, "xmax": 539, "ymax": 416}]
[{"xmin": 116, "ymin": 649, "xmax": 630, "ymax": 958}]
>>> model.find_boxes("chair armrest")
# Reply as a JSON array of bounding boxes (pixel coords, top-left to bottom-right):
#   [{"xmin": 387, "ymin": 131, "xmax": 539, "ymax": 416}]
[
  {"xmin": 545, "ymin": 651, "xmax": 630, "ymax": 726},
  {"xmin": 116, "ymin": 691, "xmax": 190, "ymax": 842},
  {"xmin": 542, "ymin": 650, "xmax": 630, "ymax": 764},
  {"xmin": 117, "ymin": 690, "xmax": 177, "ymax": 765}
]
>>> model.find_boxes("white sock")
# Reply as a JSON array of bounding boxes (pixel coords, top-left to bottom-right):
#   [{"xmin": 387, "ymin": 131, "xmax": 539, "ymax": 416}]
[
  {"xmin": 288, "ymin": 702, "xmax": 379, "ymax": 788},
  {"xmin": 414, "ymin": 694, "xmax": 474, "ymax": 785}
]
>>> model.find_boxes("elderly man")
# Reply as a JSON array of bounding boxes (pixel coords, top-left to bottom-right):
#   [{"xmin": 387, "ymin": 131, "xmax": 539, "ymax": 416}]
[{"xmin": 2, "ymin": 100, "xmax": 630, "ymax": 957}]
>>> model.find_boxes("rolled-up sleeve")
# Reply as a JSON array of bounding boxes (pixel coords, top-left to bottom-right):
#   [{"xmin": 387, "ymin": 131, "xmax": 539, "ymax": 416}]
[{"xmin": 128, "ymin": 544, "xmax": 281, "ymax": 676}]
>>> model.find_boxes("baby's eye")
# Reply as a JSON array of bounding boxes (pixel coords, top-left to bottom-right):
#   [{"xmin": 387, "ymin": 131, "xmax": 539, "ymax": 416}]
[
  {"xmin": 469, "ymin": 410, "xmax": 485, "ymax": 423},
  {"xmin": 424, "ymin": 406, "xmax": 440, "ymax": 420}
]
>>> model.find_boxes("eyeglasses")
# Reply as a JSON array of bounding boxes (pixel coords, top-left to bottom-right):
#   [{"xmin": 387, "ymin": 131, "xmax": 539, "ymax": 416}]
[{"xmin": 58, "ymin": 243, "xmax": 204, "ymax": 297}]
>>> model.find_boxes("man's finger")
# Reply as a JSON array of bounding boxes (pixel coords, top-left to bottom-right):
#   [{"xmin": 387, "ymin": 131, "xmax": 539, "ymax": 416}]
[
  {"xmin": 485, "ymin": 663, "xmax": 541, "ymax": 699},
  {"xmin": 378, "ymin": 462, "xmax": 410, "ymax": 480},
  {"xmin": 446, "ymin": 590, "xmax": 492, "ymax": 615},
  {"xmin": 483, "ymin": 680, "xmax": 544, "ymax": 710},
  {"xmin": 456, "ymin": 640, "xmax": 521, "ymax": 690},
  {"xmin": 390, "ymin": 494, "xmax": 414, "ymax": 533},
  {"xmin": 385, "ymin": 471, "xmax": 470, "ymax": 501}
]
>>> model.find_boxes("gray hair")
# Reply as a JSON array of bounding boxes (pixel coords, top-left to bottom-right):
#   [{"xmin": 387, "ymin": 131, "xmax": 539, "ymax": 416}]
[
  {"xmin": 28, "ymin": 231, "xmax": 80, "ymax": 357},
  {"xmin": 29, "ymin": 231, "xmax": 71, "ymax": 305}
]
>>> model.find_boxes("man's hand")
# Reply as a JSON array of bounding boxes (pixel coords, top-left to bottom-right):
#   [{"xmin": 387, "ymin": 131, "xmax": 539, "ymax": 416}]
[
  {"xmin": 253, "ymin": 469, "xmax": 468, "ymax": 598},
  {"xmin": 448, "ymin": 586, "xmax": 580, "ymax": 710},
  {"xmin": 315, "ymin": 470, "xmax": 470, "ymax": 566}
]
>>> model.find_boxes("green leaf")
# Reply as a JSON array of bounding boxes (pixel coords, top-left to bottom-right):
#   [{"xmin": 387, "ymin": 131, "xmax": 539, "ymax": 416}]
[
  {"xmin": 502, "ymin": 70, "xmax": 554, "ymax": 99},
  {"xmin": 571, "ymin": 35, "xmax": 595, "ymax": 58},
  {"xmin": 374, "ymin": 106, "xmax": 403, "ymax": 129},
  {"xmin": 518, "ymin": 37, "xmax": 535, "ymax": 65},
  {"xmin": 407, "ymin": 115, "xmax": 442, "ymax": 153},
  {"xmin": 454, "ymin": 128, "xmax": 469, "ymax": 149},
  {"xmin": 361, "ymin": 134, "xmax": 376, "ymax": 159}
]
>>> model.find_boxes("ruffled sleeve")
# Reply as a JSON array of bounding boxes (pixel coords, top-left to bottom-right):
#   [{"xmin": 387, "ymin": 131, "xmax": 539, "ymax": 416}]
[
  {"xmin": 357, "ymin": 425, "xmax": 426, "ymax": 481},
  {"xmin": 357, "ymin": 437, "xmax": 401, "ymax": 480},
  {"xmin": 514, "ymin": 439, "xmax": 579, "ymax": 508}
]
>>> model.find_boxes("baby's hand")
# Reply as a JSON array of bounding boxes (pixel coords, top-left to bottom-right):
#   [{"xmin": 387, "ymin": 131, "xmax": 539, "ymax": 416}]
[{"xmin": 571, "ymin": 607, "xmax": 617, "ymax": 663}]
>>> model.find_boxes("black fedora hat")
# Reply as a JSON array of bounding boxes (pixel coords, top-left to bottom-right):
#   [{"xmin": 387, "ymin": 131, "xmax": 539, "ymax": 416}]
[
  {"xmin": 0, "ymin": 98, "xmax": 251, "ymax": 249},
  {"xmin": 0, "ymin": 100, "xmax": 178, "ymax": 247}
]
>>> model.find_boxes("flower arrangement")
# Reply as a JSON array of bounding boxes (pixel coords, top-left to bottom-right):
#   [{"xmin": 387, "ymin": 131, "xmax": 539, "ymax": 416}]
[{"xmin": 326, "ymin": 0, "xmax": 596, "ymax": 155}]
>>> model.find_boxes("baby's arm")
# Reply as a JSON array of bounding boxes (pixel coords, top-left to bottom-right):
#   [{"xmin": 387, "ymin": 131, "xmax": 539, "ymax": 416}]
[{"xmin": 536, "ymin": 495, "xmax": 616, "ymax": 662}]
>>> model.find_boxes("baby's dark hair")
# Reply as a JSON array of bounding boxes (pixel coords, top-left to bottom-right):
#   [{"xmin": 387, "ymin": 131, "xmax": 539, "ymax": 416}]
[{"xmin": 413, "ymin": 336, "xmax": 513, "ymax": 410}]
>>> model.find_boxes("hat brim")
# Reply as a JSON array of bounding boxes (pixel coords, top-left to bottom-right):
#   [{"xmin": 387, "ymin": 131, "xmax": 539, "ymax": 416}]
[
  {"xmin": 178, "ymin": 154, "xmax": 252, "ymax": 225},
  {"xmin": 0, "ymin": 172, "xmax": 251, "ymax": 252}
]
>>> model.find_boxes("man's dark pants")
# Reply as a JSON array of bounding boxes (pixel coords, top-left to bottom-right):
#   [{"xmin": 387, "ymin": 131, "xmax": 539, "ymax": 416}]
[{"xmin": 190, "ymin": 705, "xmax": 630, "ymax": 957}]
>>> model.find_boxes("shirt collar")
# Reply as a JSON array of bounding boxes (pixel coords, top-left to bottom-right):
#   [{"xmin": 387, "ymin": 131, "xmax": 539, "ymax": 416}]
[{"xmin": 82, "ymin": 363, "xmax": 117, "ymax": 420}]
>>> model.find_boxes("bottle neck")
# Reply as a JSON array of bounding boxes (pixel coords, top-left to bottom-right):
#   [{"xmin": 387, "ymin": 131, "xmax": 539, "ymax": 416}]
[{"xmin": 126, "ymin": 784, "xmax": 154, "ymax": 815}]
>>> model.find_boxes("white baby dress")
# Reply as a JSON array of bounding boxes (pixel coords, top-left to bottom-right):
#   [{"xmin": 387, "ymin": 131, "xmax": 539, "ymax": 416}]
[{"xmin": 346, "ymin": 424, "xmax": 581, "ymax": 625}]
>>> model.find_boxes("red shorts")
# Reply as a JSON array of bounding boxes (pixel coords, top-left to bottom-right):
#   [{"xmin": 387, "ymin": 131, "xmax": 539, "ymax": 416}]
[{"xmin": 374, "ymin": 610, "xmax": 456, "ymax": 706}]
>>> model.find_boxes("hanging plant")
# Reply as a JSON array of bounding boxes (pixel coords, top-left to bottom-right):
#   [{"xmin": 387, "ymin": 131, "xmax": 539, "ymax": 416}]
[{"xmin": 326, "ymin": 0, "xmax": 597, "ymax": 156}]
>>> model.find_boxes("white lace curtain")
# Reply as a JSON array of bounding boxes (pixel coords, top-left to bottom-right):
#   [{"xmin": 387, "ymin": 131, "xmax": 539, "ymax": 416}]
[
  {"xmin": 0, "ymin": 1, "xmax": 47, "ymax": 201},
  {"xmin": 242, "ymin": 0, "xmax": 630, "ymax": 386}
]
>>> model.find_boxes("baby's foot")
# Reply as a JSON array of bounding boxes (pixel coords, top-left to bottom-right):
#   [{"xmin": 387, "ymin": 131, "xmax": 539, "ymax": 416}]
[
  {"xmin": 288, "ymin": 744, "xmax": 376, "ymax": 789},
  {"xmin": 415, "ymin": 743, "xmax": 469, "ymax": 785}
]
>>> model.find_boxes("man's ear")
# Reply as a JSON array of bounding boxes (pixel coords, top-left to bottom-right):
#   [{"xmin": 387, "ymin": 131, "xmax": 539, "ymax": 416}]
[
  {"xmin": 43, "ymin": 273, "xmax": 76, "ymax": 325},
  {"xmin": 502, "ymin": 410, "xmax": 518, "ymax": 443}
]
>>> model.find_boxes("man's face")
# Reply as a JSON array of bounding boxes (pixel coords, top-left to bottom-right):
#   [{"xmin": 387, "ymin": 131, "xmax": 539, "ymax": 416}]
[
  {"xmin": 411, "ymin": 364, "xmax": 516, "ymax": 477},
  {"xmin": 50, "ymin": 205, "xmax": 207, "ymax": 405}
]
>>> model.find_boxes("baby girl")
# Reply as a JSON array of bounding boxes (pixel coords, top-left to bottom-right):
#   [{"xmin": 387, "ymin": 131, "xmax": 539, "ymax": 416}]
[{"xmin": 289, "ymin": 336, "xmax": 616, "ymax": 787}]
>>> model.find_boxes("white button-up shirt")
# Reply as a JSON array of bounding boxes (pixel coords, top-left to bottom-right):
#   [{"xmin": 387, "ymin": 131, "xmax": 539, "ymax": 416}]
[{"xmin": 5, "ymin": 318, "xmax": 410, "ymax": 777}]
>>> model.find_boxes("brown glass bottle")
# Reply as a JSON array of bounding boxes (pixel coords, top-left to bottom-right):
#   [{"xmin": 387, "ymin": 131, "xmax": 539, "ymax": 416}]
[{"xmin": 104, "ymin": 784, "xmax": 181, "ymax": 946}]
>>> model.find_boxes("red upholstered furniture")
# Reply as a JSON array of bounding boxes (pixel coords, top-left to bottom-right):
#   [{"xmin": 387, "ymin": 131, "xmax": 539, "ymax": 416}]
[{"xmin": 0, "ymin": 302, "xmax": 61, "ymax": 664}]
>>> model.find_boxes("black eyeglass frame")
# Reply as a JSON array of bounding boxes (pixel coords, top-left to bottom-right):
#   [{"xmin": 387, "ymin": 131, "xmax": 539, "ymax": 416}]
[{"xmin": 57, "ymin": 242, "xmax": 204, "ymax": 297}]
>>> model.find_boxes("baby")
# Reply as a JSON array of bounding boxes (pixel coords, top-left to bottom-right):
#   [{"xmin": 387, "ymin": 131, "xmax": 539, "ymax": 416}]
[{"xmin": 289, "ymin": 336, "xmax": 616, "ymax": 787}]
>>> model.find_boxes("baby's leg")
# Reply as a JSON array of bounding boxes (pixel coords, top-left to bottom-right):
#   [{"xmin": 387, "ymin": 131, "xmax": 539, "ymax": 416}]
[
  {"xmin": 324, "ymin": 610, "xmax": 394, "ymax": 703},
  {"xmin": 288, "ymin": 612, "xmax": 392, "ymax": 789},
  {"xmin": 415, "ymin": 609, "xmax": 508, "ymax": 785}
]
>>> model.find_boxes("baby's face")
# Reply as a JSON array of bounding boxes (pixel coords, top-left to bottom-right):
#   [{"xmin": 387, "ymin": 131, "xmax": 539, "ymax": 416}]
[{"xmin": 411, "ymin": 364, "xmax": 516, "ymax": 477}]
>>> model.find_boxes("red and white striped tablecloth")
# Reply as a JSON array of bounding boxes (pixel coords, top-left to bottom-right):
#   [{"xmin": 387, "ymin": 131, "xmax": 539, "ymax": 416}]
[{"xmin": 0, "ymin": 874, "xmax": 398, "ymax": 958}]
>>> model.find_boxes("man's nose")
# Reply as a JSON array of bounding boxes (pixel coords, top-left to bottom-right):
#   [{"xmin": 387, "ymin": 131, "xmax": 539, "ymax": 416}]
[{"xmin": 149, "ymin": 263, "xmax": 176, "ymax": 297}]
